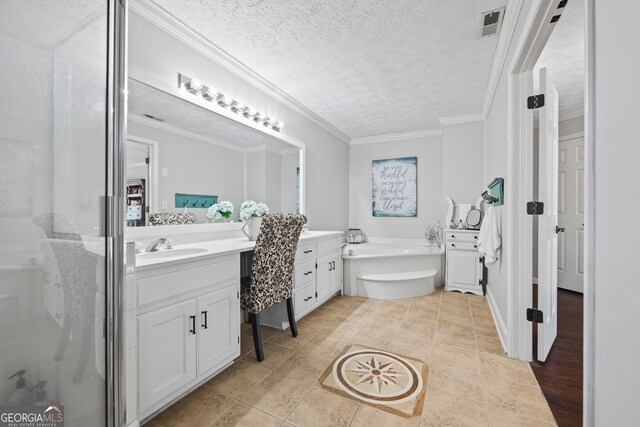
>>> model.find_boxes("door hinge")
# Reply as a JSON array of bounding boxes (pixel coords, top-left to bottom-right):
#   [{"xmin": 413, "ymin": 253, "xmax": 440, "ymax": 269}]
[
  {"xmin": 315, "ymin": 263, "xmax": 318, "ymax": 269},
  {"xmin": 527, "ymin": 94, "xmax": 545, "ymax": 109},
  {"xmin": 145, "ymin": 157, "xmax": 150, "ymax": 164},
  {"xmin": 237, "ymin": 290, "xmax": 239, "ymax": 299},
  {"xmin": 479, "ymin": 256, "xmax": 485, "ymax": 264},
  {"xmin": 315, "ymin": 292, "xmax": 318, "ymax": 298},
  {"xmin": 238, "ymin": 336, "xmax": 240, "ymax": 343},
  {"xmin": 526, "ymin": 201, "xmax": 544, "ymax": 215},
  {"xmin": 526, "ymin": 308, "xmax": 544, "ymax": 323}
]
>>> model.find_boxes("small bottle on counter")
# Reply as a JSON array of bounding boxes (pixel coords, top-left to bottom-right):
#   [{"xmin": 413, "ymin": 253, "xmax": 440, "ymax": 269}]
[{"xmin": 459, "ymin": 219, "xmax": 464, "ymax": 230}]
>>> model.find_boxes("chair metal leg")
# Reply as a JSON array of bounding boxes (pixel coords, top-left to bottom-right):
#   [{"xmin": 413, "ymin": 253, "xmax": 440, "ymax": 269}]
[
  {"xmin": 251, "ymin": 312, "xmax": 264, "ymax": 362},
  {"xmin": 286, "ymin": 297, "xmax": 298, "ymax": 337}
]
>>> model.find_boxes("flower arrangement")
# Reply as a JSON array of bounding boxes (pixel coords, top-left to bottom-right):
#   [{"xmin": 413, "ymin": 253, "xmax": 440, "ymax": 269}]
[
  {"xmin": 207, "ymin": 200, "xmax": 234, "ymax": 222},
  {"xmin": 240, "ymin": 200, "xmax": 269, "ymax": 221}
]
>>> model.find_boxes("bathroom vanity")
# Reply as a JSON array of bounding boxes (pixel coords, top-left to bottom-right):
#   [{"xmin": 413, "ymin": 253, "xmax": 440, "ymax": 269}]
[
  {"xmin": 124, "ymin": 229, "xmax": 342, "ymax": 424},
  {"xmin": 444, "ymin": 230, "xmax": 485, "ymax": 295}
]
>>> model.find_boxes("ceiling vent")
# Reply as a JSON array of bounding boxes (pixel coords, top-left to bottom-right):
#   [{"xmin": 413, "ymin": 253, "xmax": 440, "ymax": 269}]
[{"xmin": 479, "ymin": 7, "xmax": 506, "ymax": 38}]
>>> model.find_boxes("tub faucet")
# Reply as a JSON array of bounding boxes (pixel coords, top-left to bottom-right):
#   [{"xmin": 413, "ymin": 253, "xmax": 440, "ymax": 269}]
[{"xmin": 146, "ymin": 238, "xmax": 172, "ymax": 252}]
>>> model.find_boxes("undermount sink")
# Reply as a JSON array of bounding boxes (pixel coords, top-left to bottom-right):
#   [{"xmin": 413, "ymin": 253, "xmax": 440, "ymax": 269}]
[{"xmin": 137, "ymin": 248, "xmax": 208, "ymax": 260}]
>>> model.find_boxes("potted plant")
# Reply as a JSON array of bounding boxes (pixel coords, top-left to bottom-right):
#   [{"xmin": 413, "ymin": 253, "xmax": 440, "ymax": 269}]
[
  {"xmin": 206, "ymin": 200, "xmax": 234, "ymax": 222},
  {"xmin": 240, "ymin": 200, "xmax": 269, "ymax": 240}
]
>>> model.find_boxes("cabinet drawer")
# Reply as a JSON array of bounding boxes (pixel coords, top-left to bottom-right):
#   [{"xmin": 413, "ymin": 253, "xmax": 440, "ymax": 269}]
[
  {"xmin": 137, "ymin": 256, "xmax": 239, "ymax": 307},
  {"xmin": 296, "ymin": 242, "xmax": 316, "ymax": 261},
  {"xmin": 295, "ymin": 260, "xmax": 316, "ymax": 288},
  {"xmin": 447, "ymin": 241, "xmax": 479, "ymax": 251},
  {"xmin": 295, "ymin": 284, "xmax": 316, "ymax": 314},
  {"xmin": 317, "ymin": 236, "xmax": 342, "ymax": 255},
  {"xmin": 446, "ymin": 232, "xmax": 478, "ymax": 243}
]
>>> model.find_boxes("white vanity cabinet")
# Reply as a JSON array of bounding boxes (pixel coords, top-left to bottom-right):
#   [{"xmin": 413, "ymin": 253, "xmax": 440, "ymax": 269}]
[
  {"xmin": 261, "ymin": 234, "xmax": 343, "ymax": 328},
  {"xmin": 445, "ymin": 230, "xmax": 484, "ymax": 296},
  {"xmin": 134, "ymin": 254, "xmax": 241, "ymax": 418}
]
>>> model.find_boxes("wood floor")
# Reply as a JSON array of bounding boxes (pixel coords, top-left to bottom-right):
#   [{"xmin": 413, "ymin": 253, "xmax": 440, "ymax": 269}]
[{"xmin": 531, "ymin": 287, "xmax": 583, "ymax": 427}]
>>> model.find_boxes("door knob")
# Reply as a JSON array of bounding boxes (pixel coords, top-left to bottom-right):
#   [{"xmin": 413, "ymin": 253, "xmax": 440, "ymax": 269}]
[{"xmin": 555, "ymin": 226, "xmax": 565, "ymax": 234}]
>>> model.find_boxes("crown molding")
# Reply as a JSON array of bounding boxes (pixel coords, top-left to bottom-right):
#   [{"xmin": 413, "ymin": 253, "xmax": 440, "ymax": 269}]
[
  {"xmin": 558, "ymin": 107, "xmax": 584, "ymax": 122},
  {"xmin": 438, "ymin": 113, "xmax": 486, "ymax": 126},
  {"xmin": 129, "ymin": 0, "xmax": 351, "ymax": 145},
  {"xmin": 350, "ymin": 128, "xmax": 442, "ymax": 145}
]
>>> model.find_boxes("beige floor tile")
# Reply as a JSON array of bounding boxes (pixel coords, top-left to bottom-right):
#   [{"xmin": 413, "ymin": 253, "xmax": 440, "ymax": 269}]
[
  {"xmin": 396, "ymin": 320, "xmax": 437, "ymax": 342},
  {"xmin": 212, "ymin": 402, "xmax": 282, "ymax": 427},
  {"xmin": 437, "ymin": 318, "xmax": 475, "ymax": 334},
  {"xmin": 242, "ymin": 325, "xmax": 281, "ymax": 342},
  {"xmin": 476, "ymin": 336, "xmax": 505, "ymax": 356},
  {"xmin": 427, "ymin": 364, "xmax": 483, "ymax": 402},
  {"xmin": 430, "ymin": 343, "xmax": 478, "ymax": 370},
  {"xmin": 154, "ymin": 386, "xmax": 236, "ymax": 427},
  {"xmin": 295, "ymin": 315, "xmax": 327, "ymax": 333},
  {"xmin": 241, "ymin": 341, "xmax": 296, "ymax": 371},
  {"xmin": 404, "ymin": 305, "xmax": 439, "ymax": 323},
  {"xmin": 480, "ymin": 352, "xmax": 538, "ymax": 387},
  {"xmin": 298, "ymin": 333, "xmax": 350, "ymax": 357},
  {"xmin": 241, "ymin": 321, "xmax": 253, "ymax": 332},
  {"xmin": 272, "ymin": 351, "xmax": 334, "ymax": 385},
  {"xmin": 317, "ymin": 319, "xmax": 358, "ymax": 339},
  {"xmin": 387, "ymin": 335, "xmax": 431, "ymax": 362},
  {"xmin": 484, "ymin": 381, "xmax": 556, "ymax": 424},
  {"xmin": 433, "ymin": 329, "xmax": 477, "ymax": 350},
  {"xmin": 350, "ymin": 405, "xmax": 418, "ymax": 427},
  {"xmin": 205, "ymin": 360, "xmax": 271, "ymax": 399},
  {"xmin": 420, "ymin": 388, "xmax": 486, "ymax": 427},
  {"xmin": 286, "ymin": 384, "xmax": 359, "ymax": 427},
  {"xmin": 267, "ymin": 328, "xmax": 317, "ymax": 352},
  {"xmin": 322, "ymin": 295, "xmax": 357, "ymax": 311},
  {"xmin": 239, "ymin": 335, "xmax": 256, "ymax": 358},
  {"xmin": 486, "ymin": 405, "xmax": 557, "ymax": 427},
  {"xmin": 242, "ymin": 374, "xmax": 311, "ymax": 419}
]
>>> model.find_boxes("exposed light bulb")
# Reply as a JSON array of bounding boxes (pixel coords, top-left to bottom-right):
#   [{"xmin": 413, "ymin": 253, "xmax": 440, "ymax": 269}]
[
  {"xmin": 189, "ymin": 78, "xmax": 203, "ymax": 91},
  {"xmin": 195, "ymin": 91, "xmax": 204, "ymax": 98},
  {"xmin": 248, "ymin": 108, "xmax": 257, "ymax": 117},
  {"xmin": 206, "ymin": 87, "xmax": 218, "ymax": 98},
  {"xmin": 223, "ymin": 95, "xmax": 233, "ymax": 105}
]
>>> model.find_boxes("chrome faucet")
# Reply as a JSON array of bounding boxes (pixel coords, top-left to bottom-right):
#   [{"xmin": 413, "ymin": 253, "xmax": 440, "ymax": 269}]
[{"xmin": 146, "ymin": 238, "xmax": 173, "ymax": 252}]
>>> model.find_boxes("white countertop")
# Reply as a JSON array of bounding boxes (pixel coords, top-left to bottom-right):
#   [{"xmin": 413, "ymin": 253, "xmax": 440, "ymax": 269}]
[{"xmin": 134, "ymin": 230, "xmax": 342, "ymax": 271}]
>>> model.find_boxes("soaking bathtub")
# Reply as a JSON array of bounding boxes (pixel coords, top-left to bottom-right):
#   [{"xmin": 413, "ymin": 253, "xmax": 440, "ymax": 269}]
[{"xmin": 342, "ymin": 238, "xmax": 444, "ymax": 299}]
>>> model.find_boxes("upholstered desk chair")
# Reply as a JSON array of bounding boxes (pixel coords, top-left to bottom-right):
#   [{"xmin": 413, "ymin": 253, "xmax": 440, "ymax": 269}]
[
  {"xmin": 148, "ymin": 212, "xmax": 197, "ymax": 226},
  {"xmin": 240, "ymin": 214, "xmax": 307, "ymax": 361}
]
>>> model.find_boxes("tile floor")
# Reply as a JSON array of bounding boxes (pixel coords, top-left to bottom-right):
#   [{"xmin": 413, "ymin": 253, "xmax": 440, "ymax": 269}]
[{"xmin": 147, "ymin": 288, "xmax": 557, "ymax": 427}]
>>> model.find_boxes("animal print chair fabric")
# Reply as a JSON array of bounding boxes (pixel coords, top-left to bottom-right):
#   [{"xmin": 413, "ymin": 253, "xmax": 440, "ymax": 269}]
[
  {"xmin": 240, "ymin": 214, "xmax": 308, "ymax": 314},
  {"xmin": 148, "ymin": 212, "xmax": 198, "ymax": 226}
]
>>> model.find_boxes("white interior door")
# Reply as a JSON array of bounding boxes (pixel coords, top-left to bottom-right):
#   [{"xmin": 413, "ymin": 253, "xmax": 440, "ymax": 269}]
[
  {"xmin": 558, "ymin": 136, "xmax": 585, "ymax": 292},
  {"xmin": 537, "ymin": 68, "xmax": 559, "ymax": 361}
]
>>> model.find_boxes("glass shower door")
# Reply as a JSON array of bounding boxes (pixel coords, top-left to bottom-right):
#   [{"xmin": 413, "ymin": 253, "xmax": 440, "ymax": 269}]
[{"xmin": 0, "ymin": 1, "xmax": 123, "ymax": 425}]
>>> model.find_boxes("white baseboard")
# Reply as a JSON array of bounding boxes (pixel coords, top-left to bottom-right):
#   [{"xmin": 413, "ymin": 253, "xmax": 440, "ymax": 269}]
[{"xmin": 486, "ymin": 288, "xmax": 508, "ymax": 354}]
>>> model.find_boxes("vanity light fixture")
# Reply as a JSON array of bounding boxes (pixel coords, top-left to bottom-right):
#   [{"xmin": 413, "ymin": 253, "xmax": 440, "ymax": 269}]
[{"xmin": 178, "ymin": 73, "xmax": 282, "ymax": 132}]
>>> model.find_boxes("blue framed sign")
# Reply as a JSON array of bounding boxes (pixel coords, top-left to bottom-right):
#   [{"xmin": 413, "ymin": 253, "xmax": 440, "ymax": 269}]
[{"xmin": 372, "ymin": 156, "xmax": 417, "ymax": 217}]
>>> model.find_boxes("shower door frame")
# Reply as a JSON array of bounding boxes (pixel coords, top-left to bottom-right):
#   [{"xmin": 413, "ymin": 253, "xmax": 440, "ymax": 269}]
[{"xmin": 105, "ymin": 0, "xmax": 128, "ymax": 426}]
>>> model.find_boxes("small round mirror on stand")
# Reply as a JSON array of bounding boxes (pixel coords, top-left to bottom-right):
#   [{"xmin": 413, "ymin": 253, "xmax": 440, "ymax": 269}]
[{"xmin": 466, "ymin": 209, "xmax": 482, "ymax": 230}]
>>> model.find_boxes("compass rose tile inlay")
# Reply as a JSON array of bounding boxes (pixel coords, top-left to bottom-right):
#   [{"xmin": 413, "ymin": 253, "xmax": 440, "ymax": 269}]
[{"xmin": 319, "ymin": 344, "xmax": 429, "ymax": 418}]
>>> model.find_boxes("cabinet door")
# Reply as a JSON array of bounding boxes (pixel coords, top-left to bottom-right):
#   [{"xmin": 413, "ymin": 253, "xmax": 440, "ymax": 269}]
[
  {"xmin": 138, "ymin": 299, "xmax": 197, "ymax": 412},
  {"xmin": 330, "ymin": 252, "xmax": 343, "ymax": 294},
  {"xmin": 316, "ymin": 253, "xmax": 333, "ymax": 301},
  {"xmin": 448, "ymin": 251, "xmax": 481, "ymax": 289},
  {"xmin": 197, "ymin": 283, "xmax": 240, "ymax": 376}
]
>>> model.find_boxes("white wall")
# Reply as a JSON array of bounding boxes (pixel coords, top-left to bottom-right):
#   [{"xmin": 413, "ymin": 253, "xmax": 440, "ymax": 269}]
[
  {"xmin": 590, "ymin": 1, "xmax": 640, "ymax": 424},
  {"xmin": 349, "ymin": 135, "xmax": 443, "ymax": 239},
  {"xmin": 128, "ymin": 11, "xmax": 349, "ymax": 231},
  {"xmin": 128, "ymin": 120, "xmax": 245, "ymax": 223},
  {"xmin": 442, "ymin": 120, "xmax": 485, "ymax": 223},
  {"xmin": 482, "ymin": 1, "xmax": 540, "ymax": 344}
]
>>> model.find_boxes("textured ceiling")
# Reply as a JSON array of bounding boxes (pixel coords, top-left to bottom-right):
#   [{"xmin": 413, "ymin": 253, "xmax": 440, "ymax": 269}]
[
  {"xmin": 536, "ymin": 0, "xmax": 584, "ymax": 118},
  {"xmin": 149, "ymin": 0, "xmax": 507, "ymax": 139},
  {"xmin": 128, "ymin": 79, "xmax": 295, "ymax": 152},
  {"xmin": 0, "ymin": 0, "xmax": 105, "ymax": 48}
]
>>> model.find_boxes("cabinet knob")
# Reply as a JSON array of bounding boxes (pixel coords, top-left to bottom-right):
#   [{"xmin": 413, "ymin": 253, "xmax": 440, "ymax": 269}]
[{"xmin": 451, "ymin": 243, "xmax": 455, "ymax": 247}]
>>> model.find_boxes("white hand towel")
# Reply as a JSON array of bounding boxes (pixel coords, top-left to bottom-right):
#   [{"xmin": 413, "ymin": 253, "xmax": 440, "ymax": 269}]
[{"xmin": 477, "ymin": 204, "xmax": 501, "ymax": 266}]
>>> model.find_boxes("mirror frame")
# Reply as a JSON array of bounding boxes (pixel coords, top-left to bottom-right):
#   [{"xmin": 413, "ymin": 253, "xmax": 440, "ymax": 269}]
[{"xmin": 125, "ymin": 72, "xmax": 305, "ymax": 238}]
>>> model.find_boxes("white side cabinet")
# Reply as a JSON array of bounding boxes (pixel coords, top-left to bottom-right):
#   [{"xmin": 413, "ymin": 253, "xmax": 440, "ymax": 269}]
[{"xmin": 445, "ymin": 230, "xmax": 484, "ymax": 296}]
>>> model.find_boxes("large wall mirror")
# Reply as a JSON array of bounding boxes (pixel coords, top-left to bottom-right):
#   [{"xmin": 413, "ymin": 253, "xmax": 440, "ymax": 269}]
[{"xmin": 126, "ymin": 78, "xmax": 303, "ymax": 227}]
